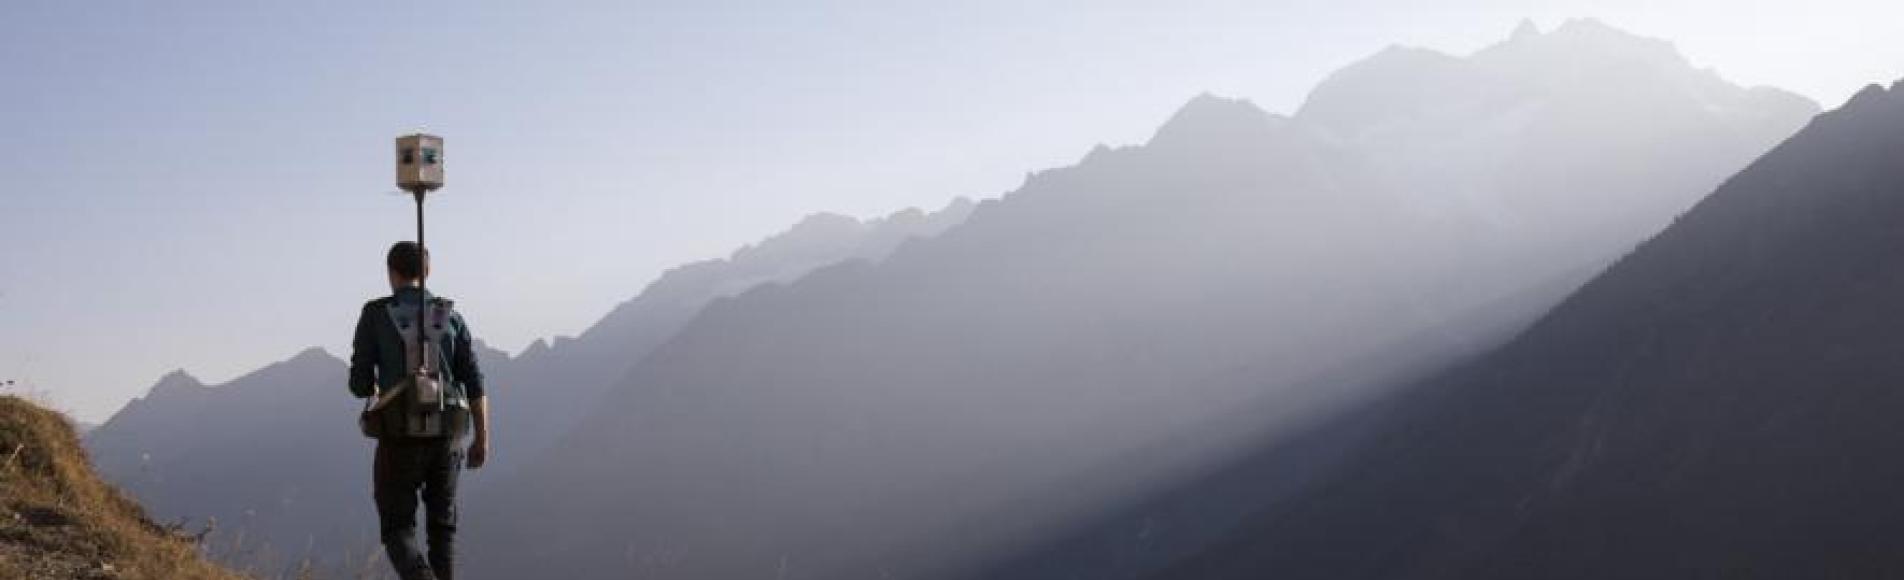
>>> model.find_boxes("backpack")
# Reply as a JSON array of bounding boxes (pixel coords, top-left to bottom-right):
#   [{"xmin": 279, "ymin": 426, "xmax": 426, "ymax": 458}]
[{"xmin": 359, "ymin": 297, "xmax": 471, "ymax": 440}]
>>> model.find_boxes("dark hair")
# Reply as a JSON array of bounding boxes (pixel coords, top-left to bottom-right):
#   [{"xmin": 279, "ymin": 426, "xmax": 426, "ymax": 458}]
[{"xmin": 386, "ymin": 241, "xmax": 430, "ymax": 280}]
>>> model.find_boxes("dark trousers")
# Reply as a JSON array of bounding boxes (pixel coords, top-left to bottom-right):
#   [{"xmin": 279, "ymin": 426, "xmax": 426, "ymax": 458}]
[{"xmin": 374, "ymin": 438, "xmax": 462, "ymax": 580}]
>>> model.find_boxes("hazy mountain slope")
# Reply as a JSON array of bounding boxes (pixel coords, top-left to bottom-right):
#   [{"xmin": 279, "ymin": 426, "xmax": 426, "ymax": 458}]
[
  {"xmin": 482, "ymin": 200, "xmax": 973, "ymax": 479},
  {"xmin": 972, "ymin": 269, "xmax": 1592, "ymax": 580},
  {"xmin": 0, "ymin": 395, "xmax": 239, "ymax": 580},
  {"xmin": 970, "ymin": 21, "xmax": 1825, "ymax": 579},
  {"xmin": 1300, "ymin": 19, "xmax": 1814, "ymax": 297},
  {"xmin": 471, "ymin": 20, "xmax": 1815, "ymax": 580},
  {"xmin": 82, "ymin": 203, "xmax": 971, "ymax": 574},
  {"xmin": 1158, "ymin": 80, "xmax": 1904, "ymax": 580},
  {"xmin": 84, "ymin": 349, "xmax": 379, "ymax": 573}
]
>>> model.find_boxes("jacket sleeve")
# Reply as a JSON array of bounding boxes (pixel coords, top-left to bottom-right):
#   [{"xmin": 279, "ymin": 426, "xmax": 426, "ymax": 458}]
[
  {"xmin": 452, "ymin": 313, "xmax": 486, "ymax": 400},
  {"xmin": 349, "ymin": 303, "xmax": 379, "ymax": 398}
]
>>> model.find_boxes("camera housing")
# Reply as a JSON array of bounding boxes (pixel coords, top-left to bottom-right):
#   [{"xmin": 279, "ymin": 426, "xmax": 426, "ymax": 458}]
[{"xmin": 395, "ymin": 134, "xmax": 444, "ymax": 193}]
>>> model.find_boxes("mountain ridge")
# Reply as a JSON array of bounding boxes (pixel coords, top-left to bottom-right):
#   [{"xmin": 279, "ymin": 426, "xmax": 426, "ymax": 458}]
[
  {"xmin": 82, "ymin": 20, "xmax": 1824, "ymax": 580},
  {"xmin": 84, "ymin": 198, "xmax": 978, "ymax": 575},
  {"xmin": 1152, "ymin": 78, "xmax": 1904, "ymax": 580},
  {"xmin": 470, "ymin": 21, "xmax": 1818, "ymax": 580}
]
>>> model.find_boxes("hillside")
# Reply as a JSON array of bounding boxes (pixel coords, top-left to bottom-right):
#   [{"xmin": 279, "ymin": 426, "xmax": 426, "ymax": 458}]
[
  {"xmin": 1156, "ymin": 80, "xmax": 1904, "ymax": 579},
  {"xmin": 483, "ymin": 199, "xmax": 975, "ymax": 479},
  {"xmin": 0, "ymin": 395, "xmax": 238, "ymax": 580},
  {"xmin": 82, "ymin": 19, "xmax": 1820, "ymax": 580},
  {"xmin": 83, "ymin": 201, "xmax": 972, "ymax": 574},
  {"xmin": 470, "ymin": 20, "xmax": 1817, "ymax": 580}
]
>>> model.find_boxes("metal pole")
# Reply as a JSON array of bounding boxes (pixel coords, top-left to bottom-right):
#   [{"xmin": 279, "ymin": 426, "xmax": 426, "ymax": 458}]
[{"xmin": 414, "ymin": 190, "xmax": 430, "ymax": 375}]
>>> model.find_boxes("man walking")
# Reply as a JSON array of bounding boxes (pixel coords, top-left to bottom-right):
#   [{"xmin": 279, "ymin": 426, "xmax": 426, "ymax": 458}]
[{"xmin": 350, "ymin": 241, "xmax": 490, "ymax": 580}]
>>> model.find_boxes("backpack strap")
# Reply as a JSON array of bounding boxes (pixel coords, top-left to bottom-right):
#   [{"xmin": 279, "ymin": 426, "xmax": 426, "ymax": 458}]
[
  {"xmin": 367, "ymin": 296, "xmax": 470, "ymax": 440},
  {"xmin": 383, "ymin": 298, "xmax": 468, "ymax": 409},
  {"xmin": 385, "ymin": 300, "xmax": 454, "ymax": 374}
]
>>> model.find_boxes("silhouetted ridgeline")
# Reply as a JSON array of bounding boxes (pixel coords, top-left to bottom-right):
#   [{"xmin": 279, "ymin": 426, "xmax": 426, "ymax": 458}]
[
  {"xmin": 482, "ymin": 199, "xmax": 974, "ymax": 481},
  {"xmin": 1154, "ymin": 80, "xmax": 1904, "ymax": 579},
  {"xmin": 82, "ymin": 201, "xmax": 973, "ymax": 574},
  {"xmin": 470, "ymin": 19, "xmax": 1814, "ymax": 580},
  {"xmin": 84, "ymin": 348, "xmax": 373, "ymax": 573},
  {"xmin": 85, "ymin": 19, "xmax": 1820, "ymax": 580}
]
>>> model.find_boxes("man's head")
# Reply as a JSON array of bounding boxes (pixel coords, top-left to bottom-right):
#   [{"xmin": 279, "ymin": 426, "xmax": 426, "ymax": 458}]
[{"xmin": 386, "ymin": 241, "xmax": 430, "ymax": 289}]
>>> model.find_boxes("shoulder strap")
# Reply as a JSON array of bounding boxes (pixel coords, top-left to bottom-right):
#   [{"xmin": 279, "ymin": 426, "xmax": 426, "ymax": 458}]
[
  {"xmin": 385, "ymin": 302, "xmax": 427, "ymax": 374},
  {"xmin": 384, "ymin": 299, "xmax": 460, "ymax": 377}
]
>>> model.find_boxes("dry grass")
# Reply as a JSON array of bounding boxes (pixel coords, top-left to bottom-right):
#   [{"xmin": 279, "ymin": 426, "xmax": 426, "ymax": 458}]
[{"xmin": 0, "ymin": 395, "xmax": 243, "ymax": 579}]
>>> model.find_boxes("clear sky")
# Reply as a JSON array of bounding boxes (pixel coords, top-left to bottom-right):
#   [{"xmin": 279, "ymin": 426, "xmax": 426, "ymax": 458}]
[{"xmin": 4, "ymin": 0, "xmax": 1900, "ymax": 422}]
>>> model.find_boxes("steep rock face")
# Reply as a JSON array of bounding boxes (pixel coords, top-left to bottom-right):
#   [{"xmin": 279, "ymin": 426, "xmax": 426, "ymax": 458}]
[
  {"xmin": 470, "ymin": 22, "xmax": 1816, "ymax": 580},
  {"xmin": 1161, "ymin": 81, "xmax": 1904, "ymax": 579}
]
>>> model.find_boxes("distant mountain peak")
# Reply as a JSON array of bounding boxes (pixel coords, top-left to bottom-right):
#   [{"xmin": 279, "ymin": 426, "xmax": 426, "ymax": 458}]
[
  {"xmin": 1551, "ymin": 17, "xmax": 1626, "ymax": 36},
  {"xmin": 148, "ymin": 369, "xmax": 203, "ymax": 396},
  {"xmin": 1291, "ymin": 44, "xmax": 1464, "ymax": 132},
  {"xmin": 1148, "ymin": 93, "xmax": 1281, "ymax": 148},
  {"xmin": 288, "ymin": 346, "xmax": 335, "ymax": 364},
  {"xmin": 939, "ymin": 196, "xmax": 976, "ymax": 213},
  {"xmin": 521, "ymin": 337, "xmax": 553, "ymax": 359},
  {"xmin": 1511, "ymin": 18, "xmax": 1540, "ymax": 40},
  {"xmin": 1480, "ymin": 16, "xmax": 1685, "ymax": 68},
  {"xmin": 737, "ymin": 212, "xmax": 866, "ymax": 254},
  {"xmin": 269, "ymin": 347, "xmax": 343, "ymax": 375},
  {"xmin": 1168, "ymin": 93, "xmax": 1271, "ymax": 122},
  {"xmin": 1843, "ymin": 82, "xmax": 1895, "ymax": 111},
  {"xmin": 789, "ymin": 211, "xmax": 864, "ymax": 232},
  {"xmin": 1294, "ymin": 18, "xmax": 1802, "ymax": 141}
]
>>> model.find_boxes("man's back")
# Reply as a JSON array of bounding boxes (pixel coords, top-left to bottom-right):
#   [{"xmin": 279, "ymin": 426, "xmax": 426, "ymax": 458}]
[
  {"xmin": 349, "ymin": 287, "xmax": 483, "ymax": 406},
  {"xmin": 351, "ymin": 241, "xmax": 490, "ymax": 580}
]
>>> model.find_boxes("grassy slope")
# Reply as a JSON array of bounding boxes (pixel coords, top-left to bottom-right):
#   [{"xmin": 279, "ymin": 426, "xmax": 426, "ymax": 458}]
[{"xmin": 0, "ymin": 395, "xmax": 241, "ymax": 580}]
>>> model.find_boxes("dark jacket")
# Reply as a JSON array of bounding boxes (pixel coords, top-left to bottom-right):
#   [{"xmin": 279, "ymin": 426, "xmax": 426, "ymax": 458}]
[{"xmin": 349, "ymin": 287, "xmax": 485, "ymax": 402}]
